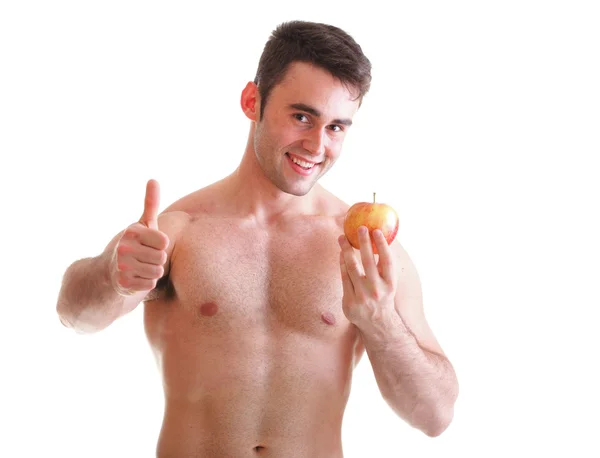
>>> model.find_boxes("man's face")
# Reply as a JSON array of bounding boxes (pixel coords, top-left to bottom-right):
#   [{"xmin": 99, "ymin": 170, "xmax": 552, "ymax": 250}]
[{"xmin": 253, "ymin": 61, "xmax": 360, "ymax": 196}]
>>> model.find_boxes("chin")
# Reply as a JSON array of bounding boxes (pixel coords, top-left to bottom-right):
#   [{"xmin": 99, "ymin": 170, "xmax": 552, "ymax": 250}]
[
  {"xmin": 263, "ymin": 161, "xmax": 326, "ymax": 197},
  {"xmin": 271, "ymin": 176, "xmax": 316, "ymax": 197},
  {"xmin": 279, "ymin": 183, "xmax": 314, "ymax": 197}
]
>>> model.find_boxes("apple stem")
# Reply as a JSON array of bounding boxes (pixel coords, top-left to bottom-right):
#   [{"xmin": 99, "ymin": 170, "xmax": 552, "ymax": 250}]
[{"xmin": 373, "ymin": 192, "xmax": 376, "ymax": 203}]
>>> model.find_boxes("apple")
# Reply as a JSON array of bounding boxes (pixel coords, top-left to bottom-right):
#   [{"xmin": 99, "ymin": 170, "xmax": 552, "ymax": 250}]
[{"xmin": 343, "ymin": 192, "xmax": 399, "ymax": 254}]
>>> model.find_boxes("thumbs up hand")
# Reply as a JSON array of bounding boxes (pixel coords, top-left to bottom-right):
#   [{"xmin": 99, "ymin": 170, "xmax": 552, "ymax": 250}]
[{"xmin": 110, "ymin": 179, "xmax": 170, "ymax": 297}]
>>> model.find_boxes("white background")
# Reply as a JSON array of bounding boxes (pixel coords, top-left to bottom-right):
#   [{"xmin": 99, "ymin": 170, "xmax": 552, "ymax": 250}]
[{"xmin": 1, "ymin": 1, "xmax": 599, "ymax": 457}]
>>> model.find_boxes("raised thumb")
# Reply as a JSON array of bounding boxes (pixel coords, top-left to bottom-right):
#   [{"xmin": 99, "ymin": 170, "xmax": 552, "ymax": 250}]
[{"xmin": 140, "ymin": 179, "xmax": 160, "ymax": 230}]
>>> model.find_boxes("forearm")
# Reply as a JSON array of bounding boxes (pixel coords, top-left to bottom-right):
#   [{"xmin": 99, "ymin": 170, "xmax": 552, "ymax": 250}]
[
  {"xmin": 360, "ymin": 312, "xmax": 459, "ymax": 437},
  {"xmin": 56, "ymin": 250, "xmax": 125, "ymax": 334}
]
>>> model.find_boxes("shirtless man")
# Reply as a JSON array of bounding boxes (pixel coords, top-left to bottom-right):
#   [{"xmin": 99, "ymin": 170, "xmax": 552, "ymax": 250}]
[{"xmin": 56, "ymin": 20, "xmax": 459, "ymax": 457}]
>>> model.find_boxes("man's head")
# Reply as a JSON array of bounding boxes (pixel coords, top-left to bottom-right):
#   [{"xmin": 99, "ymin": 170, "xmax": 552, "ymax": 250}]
[
  {"xmin": 254, "ymin": 20, "xmax": 372, "ymax": 121},
  {"xmin": 241, "ymin": 21, "xmax": 372, "ymax": 197}
]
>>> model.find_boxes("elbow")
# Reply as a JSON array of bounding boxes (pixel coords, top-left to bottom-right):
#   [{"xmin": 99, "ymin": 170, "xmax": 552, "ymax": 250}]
[
  {"xmin": 56, "ymin": 307, "xmax": 82, "ymax": 333},
  {"xmin": 58, "ymin": 312, "xmax": 72, "ymax": 329},
  {"xmin": 424, "ymin": 373, "xmax": 459, "ymax": 437},
  {"xmin": 56, "ymin": 301, "xmax": 73, "ymax": 329},
  {"xmin": 422, "ymin": 404, "xmax": 455, "ymax": 437},
  {"xmin": 413, "ymin": 386, "xmax": 458, "ymax": 438},
  {"xmin": 56, "ymin": 303, "xmax": 106, "ymax": 335}
]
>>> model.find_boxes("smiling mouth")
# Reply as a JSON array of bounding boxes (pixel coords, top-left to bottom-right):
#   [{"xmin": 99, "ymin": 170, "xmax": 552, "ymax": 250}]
[{"xmin": 286, "ymin": 152, "xmax": 319, "ymax": 170}]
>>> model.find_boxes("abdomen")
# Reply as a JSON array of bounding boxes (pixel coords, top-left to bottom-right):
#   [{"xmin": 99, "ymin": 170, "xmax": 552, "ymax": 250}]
[{"xmin": 145, "ymin": 301, "xmax": 356, "ymax": 457}]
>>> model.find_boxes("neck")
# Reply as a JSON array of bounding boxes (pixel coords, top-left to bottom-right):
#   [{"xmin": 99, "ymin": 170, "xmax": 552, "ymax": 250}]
[{"xmin": 222, "ymin": 124, "xmax": 321, "ymax": 223}]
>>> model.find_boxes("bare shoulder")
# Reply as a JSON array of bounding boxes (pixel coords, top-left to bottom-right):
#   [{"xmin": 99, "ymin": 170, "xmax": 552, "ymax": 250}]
[
  {"xmin": 162, "ymin": 177, "xmax": 236, "ymax": 218},
  {"xmin": 142, "ymin": 182, "xmax": 222, "ymax": 302},
  {"xmin": 162, "ymin": 184, "xmax": 212, "ymax": 216},
  {"xmin": 314, "ymin": 184, "xmax": 351, "ymax": 228},
  {"xmin": 151, "ymin": 181, "xmax": 227, "ymax": 275}
]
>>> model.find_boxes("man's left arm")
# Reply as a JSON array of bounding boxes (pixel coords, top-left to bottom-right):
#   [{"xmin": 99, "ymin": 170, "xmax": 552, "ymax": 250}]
[{"xmin": 338, "ymin": 227, "xmax": 459, "ymax": 437}]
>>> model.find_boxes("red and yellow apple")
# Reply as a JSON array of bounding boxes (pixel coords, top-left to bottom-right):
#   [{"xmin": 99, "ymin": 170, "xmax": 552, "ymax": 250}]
[{"xmin": 343, "ymin": 192, "xmax": 399, "ymax": 254}]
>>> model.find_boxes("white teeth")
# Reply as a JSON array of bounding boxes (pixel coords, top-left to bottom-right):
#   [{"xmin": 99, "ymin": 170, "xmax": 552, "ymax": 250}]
[{"xmin": 289, "ymin": 155, "xmax": 315, "ymax": 169}]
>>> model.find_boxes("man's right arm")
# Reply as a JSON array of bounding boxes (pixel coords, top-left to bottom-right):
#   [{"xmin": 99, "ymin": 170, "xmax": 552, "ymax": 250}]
[
  {"xmin": 56, "ymin": 230, "xmax": 150, "ymax": 334},
  {"xmin": 56, "ymin": 179, "xmax": 180, "ymax": 334}
]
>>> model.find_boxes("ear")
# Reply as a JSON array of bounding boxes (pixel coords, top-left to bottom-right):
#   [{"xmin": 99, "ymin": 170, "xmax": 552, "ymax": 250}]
[{"xmin": 240, "ymin": 81, "xmax": 260, "ymax": 121}]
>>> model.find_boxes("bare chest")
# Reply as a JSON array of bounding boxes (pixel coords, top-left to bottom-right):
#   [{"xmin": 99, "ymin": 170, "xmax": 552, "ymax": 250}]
[{"xmin": 159, "ymin": 217, "xmax": 350, "ymax": 338}]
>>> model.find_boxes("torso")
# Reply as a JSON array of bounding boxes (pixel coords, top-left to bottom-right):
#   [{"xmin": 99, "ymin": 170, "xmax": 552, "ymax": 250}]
[{"xmin": 143, "ymin": 183, "xmax": 365, "ymax": 458}]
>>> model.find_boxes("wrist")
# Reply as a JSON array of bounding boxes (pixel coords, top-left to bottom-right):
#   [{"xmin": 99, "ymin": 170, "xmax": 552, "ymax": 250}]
[
  {"xmin": 357, "ymin": 308, "xmax": 414, "ymax": 351},
  {"xmin": 104, "ymin": 246, "xmax": 135, "ymax": 297}
]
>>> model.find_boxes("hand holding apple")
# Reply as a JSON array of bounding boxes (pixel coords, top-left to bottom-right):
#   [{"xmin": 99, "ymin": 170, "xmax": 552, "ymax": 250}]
[
  {"xmin": 338, "ymin": 193, "xmax": 399, "ymax": 329},
  {"xmin": 343, "ymin": 192, "xmax": 399, "ymax": 254}
]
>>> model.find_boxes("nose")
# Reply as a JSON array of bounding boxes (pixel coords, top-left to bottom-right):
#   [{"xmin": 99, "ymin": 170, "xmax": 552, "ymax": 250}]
[{"xmin": 302, "ymin": 128, "xmax": 327, "ymax": 157}]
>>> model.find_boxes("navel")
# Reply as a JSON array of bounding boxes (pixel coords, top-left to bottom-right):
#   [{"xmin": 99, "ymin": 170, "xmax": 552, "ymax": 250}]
[
  {"xmin": 198, "ymin": 302, "xmax": 219, "ymax": 317},
  {"xmin": 321, "ymin": 311, "xmax": 336, "ymax": 326}
]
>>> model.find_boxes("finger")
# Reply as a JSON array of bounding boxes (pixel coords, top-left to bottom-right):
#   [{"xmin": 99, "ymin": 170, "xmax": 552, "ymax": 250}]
[
  {"xmin": 140, "ymin": 179, "xmax": 160, "ymax": 230},
  {"xmin": 115, "ymin": 275, "xmax": 157, "ymax": 295},
  {"xmin": 373, "ymin": 229, "xmax": 396, "ymax": 284},
  {"xmin": 339, "ymin": 250, "xmax": 355, "ymax": 297},
  {"xmin": 137, "ymin": 247, "xmax": 168, "ymax": 266},
  {"xmin": 117, "ymin": 257, "xmax": 164, "ymax": 279},
  {"xmin": 133, "ymin": 260, "xmax": 165, "ymax": 280},
  {"xmin": 138, "ymin": 227, "xmax": 170, "ymax": 251},
  {"xmin": 123, "ymin": 226, "xmax": 169, "ymax": 251},
  {"xmin": 357, "ymin": 226, "xmax": 378, "ymax": 282},
  {"xmin": 118, "ymin": 243, "xmax": 167, "ymax": 265},
  {"xmin": 338, "ymin": 234, "xmax": 364, "ymax": 285}
]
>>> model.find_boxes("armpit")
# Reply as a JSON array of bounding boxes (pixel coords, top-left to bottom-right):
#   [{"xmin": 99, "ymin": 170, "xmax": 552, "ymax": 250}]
[
  {"xmin": 144, "ymin": 276, "xmax": 175, "ymax": 302},
  {"xmin": 144, "ymin": 289, "xmax": 162, "ymax": 302}
]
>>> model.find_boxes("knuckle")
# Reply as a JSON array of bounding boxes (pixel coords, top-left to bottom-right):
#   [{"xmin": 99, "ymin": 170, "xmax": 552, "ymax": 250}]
[
  {"xmin": 348, "ymin": 262, "xmax": 361, "ymax": 274},
  {"xmin": 116, "ymin": 243, "xmax": 127, "ymax": 255},
  {"xmin": 160, "ymin": 236, "xmax": 169, "ymax": 250},
  {"xmin": 124, "ymin": 228, "xmax": 139, "ymax": 240},
  {"xmin": 155, "ymin": 265, "xmax": 164, "ymax": 278}
]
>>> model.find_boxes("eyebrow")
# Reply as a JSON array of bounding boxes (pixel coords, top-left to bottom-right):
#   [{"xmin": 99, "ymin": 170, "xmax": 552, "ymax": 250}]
[{"xmin": 289, "ymin": 103, "xmax": 353, "ymax": 127}]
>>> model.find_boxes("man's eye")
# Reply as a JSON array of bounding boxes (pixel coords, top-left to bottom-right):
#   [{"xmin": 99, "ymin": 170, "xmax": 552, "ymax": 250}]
[
  {"xmin": 329, "ymin": 125, "xmax": 343, "ymax": 132},
  {"xmin": 294, "ymin": 114, "xmax": 309, "ymax": 123}
]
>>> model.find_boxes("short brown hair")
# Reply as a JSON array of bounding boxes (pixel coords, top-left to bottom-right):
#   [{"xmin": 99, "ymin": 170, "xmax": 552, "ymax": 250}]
[{"xmin": 253, "ymin": 21, "xmax": 372, "ymax": 120}]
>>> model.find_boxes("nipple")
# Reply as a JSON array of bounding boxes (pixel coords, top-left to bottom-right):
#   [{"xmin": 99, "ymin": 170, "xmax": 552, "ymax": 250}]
[
  {"xmin": 321, "ymin": 311, "xmax": 336, "ymax": 326},
  {"xmin": 198, "ymin": 302, "xmax": 219, "ymax": 317}
]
